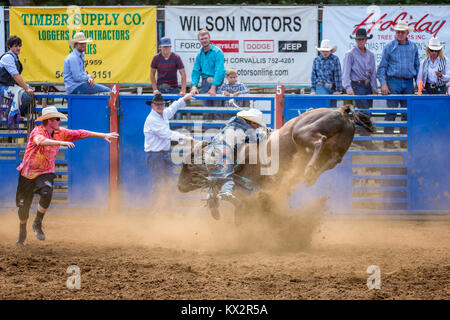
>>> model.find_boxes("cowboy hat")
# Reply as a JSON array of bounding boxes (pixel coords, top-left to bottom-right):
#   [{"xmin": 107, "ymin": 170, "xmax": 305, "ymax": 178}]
[
  {"xmin": 35, "ymin": 106, "xmax": 68, "ymax": 122},
  {"xmin": 237, "ymin": 108, "xmax": 267, "ymax": 129},
  {"xmin": 392, "ymin": 20, "xmax": 414, "ymax": 32},
  {"xmin": 68, "ymin": 32, "xmax": 93, "ymax": 46},
  {"xmin": 350, "ymin": 28, "xmax": 373, "ymax": 40},
  {"xmin": 426, "ymin": 36, "xmax": 443, "ymax": 51},
  {"xmin": 145, "ymin": 93, "xmax": 166, "ymax": 105},
  {"xmin": 316, "ymin": 39, "xmax": 337, "ymax": 52}
]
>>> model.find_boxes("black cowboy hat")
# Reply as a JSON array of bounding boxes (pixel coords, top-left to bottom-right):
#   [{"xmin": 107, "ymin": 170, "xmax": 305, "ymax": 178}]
[
  {"xmin": 145, "ymin": 93, "xmax": 165, "ymax": 105},
  {"xmin": 350, "ymin": 28, "xmax": 373, "ymax": 40}
]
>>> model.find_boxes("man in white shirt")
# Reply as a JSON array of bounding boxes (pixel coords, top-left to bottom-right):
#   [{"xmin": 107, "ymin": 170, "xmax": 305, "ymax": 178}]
[{"xmin": 143, "ymin": 93, "xmax": 194, "ymax": 211}]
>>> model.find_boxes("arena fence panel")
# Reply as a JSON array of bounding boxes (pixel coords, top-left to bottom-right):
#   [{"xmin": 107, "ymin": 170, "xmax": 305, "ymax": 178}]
[
  {"xmin": 284, "ymin": 94, "xmax": 450, "ymax": 219},
  {"xmin": 118, "ymin": 94, "xmax": 275, "ymax": 214}
]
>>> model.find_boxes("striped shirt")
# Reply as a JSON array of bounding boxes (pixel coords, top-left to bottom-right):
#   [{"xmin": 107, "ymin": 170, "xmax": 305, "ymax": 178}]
[
  {"xmin": 150, "ymin": 52, "xmax": 184, "ymax": 88},
  {"xmin": 0, "ymin": 50, "xmax": 20, "ymax": 75},
  {"xmin": 17, "ymin": 125, "xmax": 90, "ymax": 179},
  {"xmin": 310, "ymin": 54, "xmax": 343, "ymax": 92},
  {"xmin": 342, "ymin": 47, "xmax": 377, "ymax": 92},
  {"xmin": 217, "ymin": 81, "xmax": 250, "ymax": 107},
  {"xmin": 191, "ymin": 43, "xmax": 226, "ymax": 87},
  {"xmin": 377, "ymin": 39, "xmax": 420, "ymax": 86}
]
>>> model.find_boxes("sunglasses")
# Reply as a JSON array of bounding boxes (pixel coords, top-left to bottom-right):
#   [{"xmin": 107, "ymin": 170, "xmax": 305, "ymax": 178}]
[
  {"xmin": 430, "ymin": 49, "xmax": 440, "ymax": 52},
  {"xmin": 49, "ymin": 117, "xmax": 61, "ymax": 122}
]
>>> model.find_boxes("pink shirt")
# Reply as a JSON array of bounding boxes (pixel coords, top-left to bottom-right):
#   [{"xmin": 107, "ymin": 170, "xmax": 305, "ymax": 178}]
[{"xmin": 17, "ymin": 125, "xmax": 90, "ymax": 179}]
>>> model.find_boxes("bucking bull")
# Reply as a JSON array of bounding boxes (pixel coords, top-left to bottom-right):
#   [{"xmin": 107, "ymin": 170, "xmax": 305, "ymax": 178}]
[{"xmin": 178, "ymin": 104, "xmax": 375, "ymax": 224}]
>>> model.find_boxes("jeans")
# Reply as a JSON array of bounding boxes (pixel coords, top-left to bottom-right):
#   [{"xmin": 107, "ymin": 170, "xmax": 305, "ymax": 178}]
[
  {"xmin": 206, "ymin": 144, "xmax": 235, "ymax": 195},
  {"xmin": 201, "ymin": 78, "xmax": 222, "ymax": 120},
  {"xmin": 19, "ymin": 91, "xmax": 32, "ymax": 116},
  {"xmin": 316, "ymin": 84, "xmax": 337, "ymax": 108},
  {"xmin": 423, "ymin": 83, "xmax": 446, "ymax": 94},
  {"xmin": 146, "ymin": 152, "xmax": 175, "ymax": 209},
  {"xmin": 71, "ymin": 82, "xmax": 111, "ymax": 94},
  {"xmin": 385, "ymin": 78, "xmax": 413, "ymax": 135},
  {"xmin": 158, "ymin": 85, "xmax": 182, "ymax": 120}
]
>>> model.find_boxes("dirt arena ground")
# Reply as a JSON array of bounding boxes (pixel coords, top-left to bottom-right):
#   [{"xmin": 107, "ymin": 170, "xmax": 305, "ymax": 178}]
[{"xmin": 0, "ymin": 206, "xmax": 449, "ymax": 300}]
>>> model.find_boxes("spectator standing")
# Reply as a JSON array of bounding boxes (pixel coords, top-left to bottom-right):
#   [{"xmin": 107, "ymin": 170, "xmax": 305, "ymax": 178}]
[
  {"xmin": 417, "ymin": 37, "xmax": 449, "ymax": 95},
  {"xmin": 63, "ymin": 32, "xmax": 110, "ymax": 94},
  {"xmin": 377, "ymin": 20, "xmax": 420, "ymax": 149},
  {"xmin": 143, "ymin": 93, "xmax": 194, "ymax": 211},
  {"xmin": 343, "ymin": 28, "xmax": 379, "ymax": 150},
  {"xmin": 150, "ymin": 37, "xmax": 187, "ymax": 120},
  {"xmin": 190, "ymin": 29, "xmax": 226, "ymax": 119},
  {"xmin": 15, "ymin": 106, "xmax": 119, "ymax": 245},
  {"xmin": 0, "ymin": 36, "xmax": 34, "ymax": 126},
  {"xmin": 310, "ymin": 39, "xmax": 342, "ymax": 108},
  {"xmin": 150, "ymin": 37, "xmax": 186, "ymax": 96}
]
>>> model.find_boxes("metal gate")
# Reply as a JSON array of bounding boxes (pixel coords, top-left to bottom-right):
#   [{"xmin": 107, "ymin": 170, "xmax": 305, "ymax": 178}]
[{"xmin": 284, "ymin": 94, "xmax": 449, "ymax": 218}]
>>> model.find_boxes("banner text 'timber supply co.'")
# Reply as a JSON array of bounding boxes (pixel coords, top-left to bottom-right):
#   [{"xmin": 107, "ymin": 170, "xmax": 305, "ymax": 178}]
[{"xmin": 10, "ymin": 6, "xmax": 156, "ymax": 83}]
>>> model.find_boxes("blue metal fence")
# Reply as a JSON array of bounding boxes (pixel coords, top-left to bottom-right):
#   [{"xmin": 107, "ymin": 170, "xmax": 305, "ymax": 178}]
[
  {"xmin": 1, "ymin": 93, "xmax": 448, "ymax": 218},
  {"xmin": 118, "ymin": 94, "xmax": 275, "ymax": 212}
]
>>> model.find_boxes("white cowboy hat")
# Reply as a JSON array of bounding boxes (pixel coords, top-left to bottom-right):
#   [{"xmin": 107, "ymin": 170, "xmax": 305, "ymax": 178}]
[
  {"xmin": 237, "ymin": 108, "xmax": 267, "ymax": 129},
  {"xmin": 426, "ymin": 36, "xmax": 443, "ymax": 51},
  {"xmin": 35, "ymin": 106, "xmax": 68, "ymax": 122},
  {"xmin": 392, "ymin": 20, "xmax": 414, "ymax": 32},
  {"xmin": 68, "ymin": 32, "xmax": 93, "ymax": 46},
  {"xmin": 316, "ymin": 39, "xmax": 337, "ymax": 52}
]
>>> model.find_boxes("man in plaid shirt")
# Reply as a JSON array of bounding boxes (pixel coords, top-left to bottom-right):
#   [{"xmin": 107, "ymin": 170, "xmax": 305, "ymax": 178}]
[{"xmin": 310, "ymin": 39, "xmax": 342, "ymax": 108}]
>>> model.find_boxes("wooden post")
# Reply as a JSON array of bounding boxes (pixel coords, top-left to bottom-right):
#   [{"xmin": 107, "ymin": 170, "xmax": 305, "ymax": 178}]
[
  {"xmin": 108, "ymin": 84, "xmax": 120, "ymax": 212},
  {"xmin": 275, "ymin": 84, "xmax": 285, "ymax": 129}
]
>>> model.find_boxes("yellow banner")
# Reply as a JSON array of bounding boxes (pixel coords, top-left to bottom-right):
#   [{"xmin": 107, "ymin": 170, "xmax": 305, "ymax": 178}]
[{"xmin": 10, "ymin": 6, "xmax": 156, "ymax": 83}]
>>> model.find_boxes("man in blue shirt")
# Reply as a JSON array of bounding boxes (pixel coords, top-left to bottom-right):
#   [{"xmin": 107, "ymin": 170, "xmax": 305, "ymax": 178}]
[
  {"xmin": 63, "ymin": 32, "xmax": 110, "ymax": 94},
  {"xmin": 377, "ymin": 20, "xmax": 420, "ymax": 149},
  {"xmin": 190, "ymin": 29, "xmax": 226, "ymax": 120},
  {"xmin": 0, "ymin": 36, "xmax": 34, "ymax": 124}
]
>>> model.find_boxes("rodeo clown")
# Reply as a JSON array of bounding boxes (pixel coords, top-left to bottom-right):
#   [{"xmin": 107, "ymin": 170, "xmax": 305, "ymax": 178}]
[
  {"xmin": 15, "ymin": 106, "xmax": 119, "ymax": 245},
  {"xmin": 205, "ymin": 108, "xmax": 268, "ymax": 220}
]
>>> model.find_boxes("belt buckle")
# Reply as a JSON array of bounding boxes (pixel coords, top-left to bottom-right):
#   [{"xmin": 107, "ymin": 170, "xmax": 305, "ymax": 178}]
[{"xmin": 206, "ymin": 77, "xmax": 214, "ymax": 83}]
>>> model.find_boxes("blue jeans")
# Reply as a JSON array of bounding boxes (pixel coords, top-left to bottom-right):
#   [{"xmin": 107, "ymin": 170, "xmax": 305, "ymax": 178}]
[
  {"xmin": 316, "ymin": 84, "xmax": 337, "ymax": 108},
  {"xmin": 19, "ymin": 91, "xmax": 32, "ymax": 115},
  {"xmin": 385, "ymin": 78, "xmax": 413, "ymax": 135},
  {"xmin": 201, "ymin": 79, "xmax": 222, "ymax": 120},
  {"xmin": 146, "ymin": 152, "xmax": 175, "ymax": 207},
  {"xmin": 158, "ymin": 85, "xmax": 182, "ymax": 120},
  {"xmin": 71, "ymin": 82, "xmax": 111, "ymax": 94},
  {"xmin": 352, "ymin": 82, "xmax": 373, "ymax": 137}
]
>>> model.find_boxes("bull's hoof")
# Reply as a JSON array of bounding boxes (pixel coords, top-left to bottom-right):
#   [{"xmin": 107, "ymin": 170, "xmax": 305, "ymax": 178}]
[
  {"xmin": 209, "ymin": 207, "xmax": 220, "ymax": 220},
  {"xmin": 206, "ymin": 194, "xmax": 220, "ymax": 220}
]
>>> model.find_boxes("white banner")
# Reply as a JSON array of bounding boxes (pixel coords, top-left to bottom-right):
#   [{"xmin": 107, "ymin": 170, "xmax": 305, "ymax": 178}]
[
  {"xmin": 323, "ymin": 6, "xmax": 450, "ymax": 67},
  {"xmin": 0, "ymin": 8, "xmax": 4, "ymax": 55},
  {"xmin": 165, "ymin": 6, "xmax": 318, "ymax": 86}
]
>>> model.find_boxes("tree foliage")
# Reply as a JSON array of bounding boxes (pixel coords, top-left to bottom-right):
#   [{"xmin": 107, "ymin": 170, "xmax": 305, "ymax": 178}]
[{"xmin": 7, "ymin": 0, "xmax": 450, "ymax": 6}]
